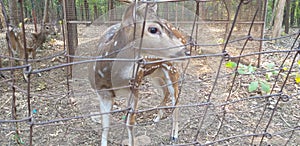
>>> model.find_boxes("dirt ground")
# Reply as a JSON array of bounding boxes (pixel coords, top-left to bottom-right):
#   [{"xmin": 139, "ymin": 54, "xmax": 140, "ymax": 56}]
[{"xmin": 0, "ymin": 21, "xmax": 299, "ymax": 146}]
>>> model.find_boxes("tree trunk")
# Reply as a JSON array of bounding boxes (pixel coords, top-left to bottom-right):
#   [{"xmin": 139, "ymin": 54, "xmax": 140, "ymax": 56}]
[
  {"xmin": 272, "ymin": 0, "xmax": 286, "ymax": 38},
  {"xmin": 37, "ymin": 0, "xmax": 45, "ymax": 23},
  {"xmin": 93, "ymin": 4, "xmax": 98, "ymax": 20},
  {"xmin": 269, "ymin": 0, "xmax": 277, "ymax": 28},
  {"xmin": 290, "ymin": 0, "xmax": 295, "ymax": 26},
  {"xmin": 84, "ymin": 0, "xmax": 89, "ymax": 21},
  {"xmin": 108, "ymin": 0, "xmax": 113, "ymax": 21},
  {"xmin": 43, "ymin": 0, "xmax": 50, "ymax": 24},
  {"xmin": 9, "ymin": 0, "xmax": 18, "ymax": 26},
  {"xmin": 108, "ymin": 0, "xmax": 113, "ymax": 11},
  {"xmin": 80, "ymin": 4, "xmax": 84, "ymax": 20},
  {"xmin": 284, "ymin": 0, "xmax": 290, "ymax": 33}
]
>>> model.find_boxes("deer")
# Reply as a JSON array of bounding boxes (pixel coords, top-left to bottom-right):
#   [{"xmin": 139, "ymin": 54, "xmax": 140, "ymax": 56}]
[
  {"xmin": 7, "ymin": 23, "xmax": 56, "ymax": 63},
  {"xmin": 7, "ymin": 23, "xmax": 56, "ymax": 81},
  {"xmin": 89, "ymin": 2, "xmax": 189, "ymax": 146}
]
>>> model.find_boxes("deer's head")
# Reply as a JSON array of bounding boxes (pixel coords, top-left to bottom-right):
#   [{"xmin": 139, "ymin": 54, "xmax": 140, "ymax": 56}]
[
  {"xmin": 118, "ymin": 2, "xmax": 187, "ymax": 59},
  {"xmin": 41, "ymin": 23, "xmax": 57, "ymax": 36}
]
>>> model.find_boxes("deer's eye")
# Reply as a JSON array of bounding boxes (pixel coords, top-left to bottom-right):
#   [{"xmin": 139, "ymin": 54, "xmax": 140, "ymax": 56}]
[{"xmin": 148, "ymin": 27, "xmax": 160, "ymax": 34}]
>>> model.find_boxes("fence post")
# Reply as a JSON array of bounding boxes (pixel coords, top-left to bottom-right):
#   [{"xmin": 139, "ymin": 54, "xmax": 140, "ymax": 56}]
[{"xmin": 63, "ymin": 0, "xmax": 78, "ymax": 78}]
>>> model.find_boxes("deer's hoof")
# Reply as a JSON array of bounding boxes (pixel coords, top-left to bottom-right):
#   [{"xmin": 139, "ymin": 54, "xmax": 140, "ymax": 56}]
[{"xmin": 170, "ymin": 136, "xmax": 178, "ymax": 143}]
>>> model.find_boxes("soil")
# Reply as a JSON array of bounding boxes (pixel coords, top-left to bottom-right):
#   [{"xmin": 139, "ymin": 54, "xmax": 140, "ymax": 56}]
[{"xmin": 0, "ymin": 22, "xmax": 299, "ymax": 146}]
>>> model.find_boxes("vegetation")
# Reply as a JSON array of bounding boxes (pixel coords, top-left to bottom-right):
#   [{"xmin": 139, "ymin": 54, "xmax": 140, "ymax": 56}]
[
  {"xmin": 267, "ymin": 0, "xmax": 300, "ymax": 27},
  {"xmin": 1, "ymin": 0, "xmax": 299, "ymax": 29}
]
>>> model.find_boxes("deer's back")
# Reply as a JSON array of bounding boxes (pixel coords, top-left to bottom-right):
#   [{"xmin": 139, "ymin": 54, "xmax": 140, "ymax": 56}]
[{"xmin": 90, "ymin": 24, "xmax": 124, "ymax": 92}]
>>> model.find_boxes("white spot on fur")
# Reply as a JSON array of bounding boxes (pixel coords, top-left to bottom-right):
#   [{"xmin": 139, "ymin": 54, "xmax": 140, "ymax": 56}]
[
  {"xmin": 98, "ymin": 70, "xmax": 105, "ymax": 78},
  {"xmin": 103, "ymin": 66, "xmax": 108, "ymax": 71},
  {"xmin": 114, "ymin": 41, "xmax": 118, "ymax": 46},
  {"xmin": 162, "ymin": 63, "xmax": 171, "ymax": 71}
]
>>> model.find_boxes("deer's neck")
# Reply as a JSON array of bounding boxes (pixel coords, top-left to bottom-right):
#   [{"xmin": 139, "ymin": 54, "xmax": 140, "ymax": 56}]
[{"xmin": 36, "ymin": 31, "xmax": 48, "ymax": 43}]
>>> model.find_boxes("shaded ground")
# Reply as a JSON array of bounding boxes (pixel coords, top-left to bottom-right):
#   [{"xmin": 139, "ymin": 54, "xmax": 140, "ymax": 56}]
[{"xmin": 0, "ymin": 22, "xmax": 299, "ymax": 146}]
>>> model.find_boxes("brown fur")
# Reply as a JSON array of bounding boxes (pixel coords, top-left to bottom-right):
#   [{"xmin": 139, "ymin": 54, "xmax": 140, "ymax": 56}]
[
  {"xmin": 90, "ymin": 2, "xmax": 187, "ymax": 146},
  {"xmin": 7, "ymin": 23, "xmax": 55, "ymax": 64}
]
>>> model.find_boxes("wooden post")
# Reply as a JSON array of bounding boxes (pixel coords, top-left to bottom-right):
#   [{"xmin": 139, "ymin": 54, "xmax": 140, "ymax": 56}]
[{"xmin": 63, "ymin": 0, "xmax": 78, "ymax": 78}]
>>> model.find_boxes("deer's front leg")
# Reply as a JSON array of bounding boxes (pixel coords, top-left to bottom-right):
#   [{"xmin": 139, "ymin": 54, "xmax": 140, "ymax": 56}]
[
  {"xmin": 126, "ymin": 95, "xmax": 138, "ymax": 146},
  {"xmin": 127, "ymin": 71, "xmax": 144, "ymax": 146},
  {"xmin": 151, "ymin": 78, "xmax": 170, "ymax": 123},
  {"xmin": 97, "ymin": 90, "xmax": 114, "ymax": 146},
  {"xmin": 30, "ymin": 48, "xmax": 36, "ymax": 59},
  {"xmin": 162, "ymin": 65, "xmax": 180, "ymax": 142}
]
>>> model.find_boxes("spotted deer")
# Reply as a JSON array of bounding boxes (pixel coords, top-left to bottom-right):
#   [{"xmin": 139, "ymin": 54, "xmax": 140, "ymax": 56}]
[
  {"xmin": 7, "ymin": 23, "xmax": 56, "ymax": 64},
  {"xmin": 89, "ymin": 2, "xmax": 188, "ymax": 146},
  {"xmin": 7, "ymin": 23, "xmax": 55, "ymax": 81}
]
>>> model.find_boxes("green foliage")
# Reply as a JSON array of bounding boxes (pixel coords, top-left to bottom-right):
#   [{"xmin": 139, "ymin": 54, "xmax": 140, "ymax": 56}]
[
  {"xmin": 260, "ymin": 80, "xmax": 271, "ymax": 93},
  {"xmin": 237, "ymin": 64, "xmax": 256, "ymax": 75},
  {"xmin": 264, "ymin": 62, "xmax": 280, "ymax": 80},
  {"xmin": 295, "ymin": 60, "xmax": 300, "ymax": 84},
  {"xmin": 225, "ymin": 61, "xmax": 237, "ymax": 68},
  {"xmin": 295, "ymin": 73, "xmax": 300, "ymax": 83},
  {"xmin": 13, "ymin": 133, "xmax": 25, "ymax": 144},
  {"xmin": 295, "ymin": 0, "xmax": 300, "ymax": 26},
  {"xmin": 248, "ymin": 81, "xmax": 258, "ymax": 92},
  {"xmin": 226, "ymin": 62, "xmax": 271, "ymax": 93},
  {"xmin": 248, "ymin": 80, "xmax": 270, "ymax": 93},
  {"xmin": 217, "ymin": 38, "xmax": 225, "ymax": 44},
  {"xmin": 122, "ymin": 115, "xmax": 126, "ymax": 120}
]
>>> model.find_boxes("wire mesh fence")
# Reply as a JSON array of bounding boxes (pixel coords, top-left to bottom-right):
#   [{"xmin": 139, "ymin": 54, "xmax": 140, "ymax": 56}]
[{"xmin": 0, "ymin": 0, "xmax": 299, "ymax": 145}]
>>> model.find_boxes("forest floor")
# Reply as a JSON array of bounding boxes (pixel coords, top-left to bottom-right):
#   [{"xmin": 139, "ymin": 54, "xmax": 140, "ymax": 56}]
[{"xmin": 0, "ymin": 23, "xmax": 299, "ymax": 145}]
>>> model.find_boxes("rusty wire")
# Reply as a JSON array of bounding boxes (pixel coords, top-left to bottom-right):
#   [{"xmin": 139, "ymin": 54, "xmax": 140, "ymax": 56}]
[{"xmin": 0, "ymin": 0, "xmax": 300, "ymax": 145}]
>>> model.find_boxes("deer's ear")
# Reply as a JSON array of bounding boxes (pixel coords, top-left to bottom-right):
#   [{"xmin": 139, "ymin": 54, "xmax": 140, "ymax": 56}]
[
  {"xmin": 121, "ymin": 2, "xmax": 158, "ymax": 26},
  {"xmin": 121, "ymin": 2, "xmax": 136, "ymax": 26},
  {"xmin": 147, "ymin": 3, "xmax": 157, "ymax": 14}
]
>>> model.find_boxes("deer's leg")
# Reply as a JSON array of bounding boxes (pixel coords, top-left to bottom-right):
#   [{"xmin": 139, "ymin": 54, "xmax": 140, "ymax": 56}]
[
  {"xmin": 162, "ymin": 68, "xmax": 179, "ymax": 142},
  {"xmin": 19, "ymin": 47, "xmax": 25, "ymax": 66},
  {"xmin": 20, "ymin": 48, "xmax": 29, "ymax": 82},
  {"xmin": 126, "ymin": 71, "xmax": 144, "ymax": 146},
  {"xmin": 126, "ymin": 95, "xmax": 138, "ymax": 146},
  {"xmin": 30, "ymin": 48, "xmax": 36, "ymax": 59},
  {"xmin": 151, "ymin": 78, "xmax": 170, "ymax": 122},
  {"xmin": 97, "ymin": 90, "xmax": 113, "ymax": 146}
]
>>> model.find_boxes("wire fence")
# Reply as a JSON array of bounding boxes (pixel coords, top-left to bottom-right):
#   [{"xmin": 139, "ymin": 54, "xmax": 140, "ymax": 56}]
[{"xmin": 0, "ymin": 0, "xmax": 299, "ymax": 145}]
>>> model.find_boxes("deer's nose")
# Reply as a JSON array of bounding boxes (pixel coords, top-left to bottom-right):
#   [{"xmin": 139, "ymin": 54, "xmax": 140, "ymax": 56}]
[{"xmin": 172, "ymin": 47, "xmax": 189, "ymax": 57}]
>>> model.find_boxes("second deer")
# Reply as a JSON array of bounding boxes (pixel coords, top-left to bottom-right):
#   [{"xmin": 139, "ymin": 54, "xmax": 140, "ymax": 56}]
[
  {"xmin": 7, "ymin": 23, "xmax": 56, "ymax": 81},
  {"xmin": 7, "ymin": 23, "xmax": 56, "ymax": 64},
  {"xmin": 89, "ymin": 2, "xmax": 189, "ymax": 146}
]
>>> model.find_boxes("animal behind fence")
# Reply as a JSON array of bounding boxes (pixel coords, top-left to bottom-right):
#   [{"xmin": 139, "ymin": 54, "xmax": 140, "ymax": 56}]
[
  {"xmin": 7, "ymin": 23, "xmax": 56, "ymax": 63},
  {"xmin": 6, "ymin": 23, "xmax": 56, "ymax": 81},
  {"xmin": 89, "ymin": 1, "xmax": 189, "ymax": 146}
]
